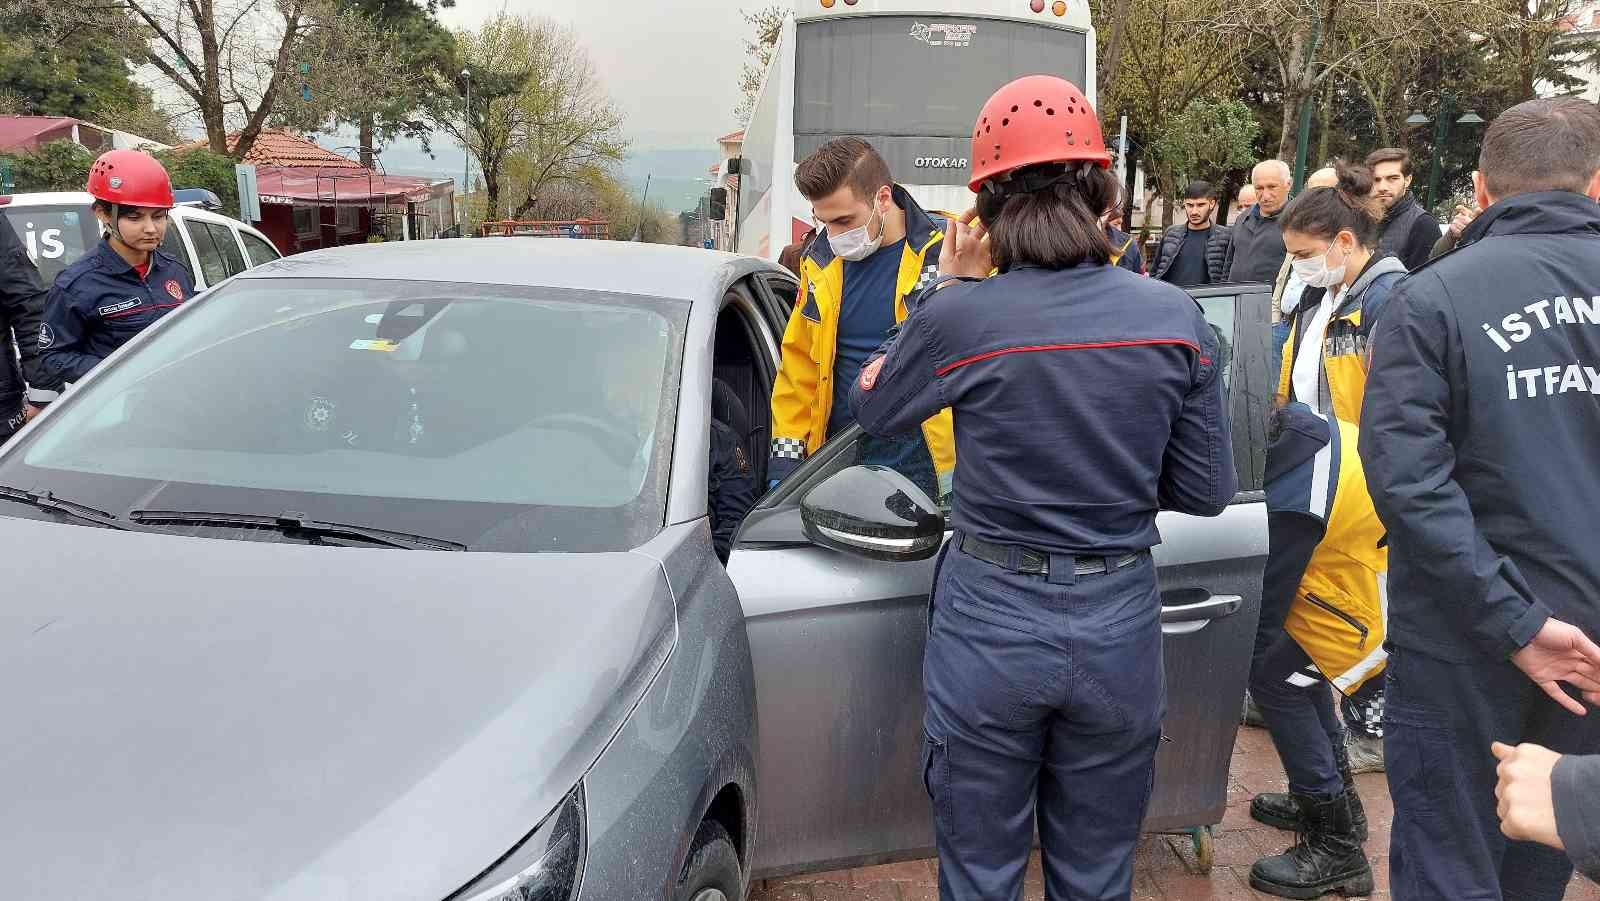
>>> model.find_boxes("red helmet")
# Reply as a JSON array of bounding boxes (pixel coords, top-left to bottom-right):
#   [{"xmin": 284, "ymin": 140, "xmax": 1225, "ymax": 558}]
[
  {"xmin": 968, "ymin": 75, "xmax": 1111, "ymax": 193},
  {"xmin": 86, "ymin": 149, "xmax": 175, "ymax": 209}
]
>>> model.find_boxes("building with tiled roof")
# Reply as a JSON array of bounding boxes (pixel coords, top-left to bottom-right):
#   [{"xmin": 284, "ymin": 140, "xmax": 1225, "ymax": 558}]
[
  {"xmin": 0, "ymin": 116, "xmax": 170, "ymax": 154},
  {"xmin": 173, "ymin": 130, "xmax": 366, "ymax": 170}
]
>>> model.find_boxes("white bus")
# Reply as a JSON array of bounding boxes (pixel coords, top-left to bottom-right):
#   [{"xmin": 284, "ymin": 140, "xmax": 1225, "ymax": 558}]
[{"xmin": 735, "ymin": 0, "xmax": 1095, "ymax": 260}]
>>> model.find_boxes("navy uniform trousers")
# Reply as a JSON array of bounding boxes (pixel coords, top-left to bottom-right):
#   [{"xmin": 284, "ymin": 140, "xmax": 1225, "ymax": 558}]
[
  {"xmin": 924, "ymin": 541, "xmax": 1165, "ymax": 901},
  {"xmin": 1385, "ymin": 645, "xmax": 1600, "ymax": 900}
]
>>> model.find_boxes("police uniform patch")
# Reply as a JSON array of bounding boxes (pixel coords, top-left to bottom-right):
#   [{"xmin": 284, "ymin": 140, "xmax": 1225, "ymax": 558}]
[
  {"xmin": 165, "ymin": 279, "xmax": 184, "ymax": 301},
  {"xmin": 37, "ymin": 324, "xmax": 53, "ymax": 349}
]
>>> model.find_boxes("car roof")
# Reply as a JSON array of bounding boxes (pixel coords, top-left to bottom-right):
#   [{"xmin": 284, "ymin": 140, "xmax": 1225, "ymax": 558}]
[
  {"xmin": 1, "ymin": 191, "xmax": 259, "ymax": 230},
  {"xmin": 238, "ymin": 238, "xmax": 788, "ymax": 302}
]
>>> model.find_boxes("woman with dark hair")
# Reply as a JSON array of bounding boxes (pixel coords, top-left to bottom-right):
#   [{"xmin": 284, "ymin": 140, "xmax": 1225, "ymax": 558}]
[
  {"xmin": 1275, "ymin": 162, "xmax": 1406, "ymax": 424},
  {"xmin": 849, "ymin": 75, "xmax": 1235, "ymax": 901}
]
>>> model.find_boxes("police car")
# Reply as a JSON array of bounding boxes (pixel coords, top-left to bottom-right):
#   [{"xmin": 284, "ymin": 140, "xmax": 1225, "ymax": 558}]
[{"xmin": 0, "ymin": 189, "xmax": 282, "ymax": 290}]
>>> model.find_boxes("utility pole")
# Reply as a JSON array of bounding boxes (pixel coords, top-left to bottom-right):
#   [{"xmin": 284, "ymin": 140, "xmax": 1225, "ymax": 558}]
[
  {"xmin": 460, "ymin": 69, "xmax": 472, "ymax": 228},
  {"xmin": 631, "ymin": 174, "xmax": 653, "ymax": 242}
]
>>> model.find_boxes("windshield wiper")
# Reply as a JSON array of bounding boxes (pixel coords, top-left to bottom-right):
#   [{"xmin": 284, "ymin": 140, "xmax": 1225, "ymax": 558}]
[
  {"xmin": 0, "ymin": 485, "xmax": 135, "ymax": 530},
  {"xmin": 125, "ymin": 509, "xmax": 466, "ymax": 551}
]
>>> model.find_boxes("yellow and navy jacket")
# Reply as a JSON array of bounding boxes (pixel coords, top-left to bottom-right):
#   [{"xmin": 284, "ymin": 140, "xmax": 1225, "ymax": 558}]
[
  {"xmin": 1265, "ymin": 403, "xmax": 1388, "ymax": 695},
  {"xmin": 770, "ymin": 185, "xmax": 955, "ymax": 485},
  {"xmin": 1274, "ymin": 254, "xmax": 1406, "ymax": 424}
]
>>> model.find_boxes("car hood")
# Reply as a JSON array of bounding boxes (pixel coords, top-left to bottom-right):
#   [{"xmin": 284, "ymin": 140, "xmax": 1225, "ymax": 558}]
[{"xmin": 0, "ymin": 517, "xmax": 675, "ymax": 901}]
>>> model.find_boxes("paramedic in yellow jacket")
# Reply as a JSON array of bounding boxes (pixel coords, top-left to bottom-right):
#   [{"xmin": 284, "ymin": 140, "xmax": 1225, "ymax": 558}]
[
  {"xmin": 768, "ymin": 137, "xmax": 955, "ymax": 500},
  {"xmin": 1245, "ymin": 402, "xmax": 1386, "ymax": 899}
]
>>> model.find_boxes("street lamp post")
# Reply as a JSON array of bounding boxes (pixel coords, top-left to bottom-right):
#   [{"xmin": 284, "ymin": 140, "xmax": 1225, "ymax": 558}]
[
  {"xmin": 1405, "ymin": 91, "xmax": 1486, "ymax": 212},
  {"xmin": 460, "ymin": 69, "xmax": 472, "ymax": 229}
]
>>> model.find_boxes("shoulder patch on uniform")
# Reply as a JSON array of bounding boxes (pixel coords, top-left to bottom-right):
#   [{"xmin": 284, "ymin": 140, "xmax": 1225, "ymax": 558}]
[
  {"xmin": 37, "ymin": 323, "xmax": 54, "ymax": 349},
  {"xmin": 914, "ymin": 263, "xmax": 940, "ymax": 293},
  {"xmin": 164, "ymin": 279, "xmax": 184, "ymax": 301},
  {"xmin": 860, "ymin": 356, "xmax": 884, "ymax": 390}
]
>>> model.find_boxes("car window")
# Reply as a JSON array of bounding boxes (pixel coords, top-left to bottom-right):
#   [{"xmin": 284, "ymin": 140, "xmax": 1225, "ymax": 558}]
[
  {"xmin": 2, "ymin": 278, "xmax": 686, "ymax": 554},
  {"xmin": 1194, "ymin": 293, "xmax": 1236, "ymax": 391},
  {"xmin": 239, "ymin": 230, "xmax": 281, "ymax": 266},
  {"xmin": 188, "ymin": 221, "xmax": 230, "ymax": 285},
  {"xmin": 201, "ymin": 222, "xmax": 247, "ymax": 278},
  {"xmin": 758, "ymin": 423, "xmax": 949, "ymax": 518},
  {"xmin": 2, "ymin": 204, "xmax": 99, "ymax": 284},
  {"xmin": 159, "ymin": 221, "xmax": 194, "ymax": 281}
]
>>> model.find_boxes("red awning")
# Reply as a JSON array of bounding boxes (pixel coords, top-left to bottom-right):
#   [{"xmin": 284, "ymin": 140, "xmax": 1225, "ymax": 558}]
[{"xmin": 254, "ymin": 166, "xmax": 453, "ymax": 207}]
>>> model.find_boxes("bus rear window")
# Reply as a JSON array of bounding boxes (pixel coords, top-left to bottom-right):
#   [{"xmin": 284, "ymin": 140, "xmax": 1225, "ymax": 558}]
[{"xmin": 794, "ymin": 16, "xmax": 1088, "ymax": 137}]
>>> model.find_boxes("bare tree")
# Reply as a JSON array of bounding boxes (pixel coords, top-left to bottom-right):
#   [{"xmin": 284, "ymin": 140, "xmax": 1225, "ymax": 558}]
[
  {"xmin": 36, "ymin": 0, "xmax": 329, "ymax": 159},
  {"xmin": 735, "ymin": 5, "xmax": 784, "ymax": 124},
  {"xmin": 427, "ymin": 15, "xmax": 626, "ymax": 221},
  {"xmin": 1203, "ymin": 0, "xmax": 1464, "ymax": 158}
]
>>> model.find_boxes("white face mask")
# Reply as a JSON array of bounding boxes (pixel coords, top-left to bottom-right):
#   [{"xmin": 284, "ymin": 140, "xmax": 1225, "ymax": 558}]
[
  {"xmin": 831, "ymin": 202, "xmax": 885, "ymax": 262},
  {"xmin": 1290, "ymin": 240, "xmax": 1349, "ymax": 289}
]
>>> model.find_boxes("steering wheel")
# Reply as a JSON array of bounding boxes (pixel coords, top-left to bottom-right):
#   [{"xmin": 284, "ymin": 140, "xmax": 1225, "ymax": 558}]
[{"xmin": 527, "ymin": 412, "xmax": 643, "ymax": 466}]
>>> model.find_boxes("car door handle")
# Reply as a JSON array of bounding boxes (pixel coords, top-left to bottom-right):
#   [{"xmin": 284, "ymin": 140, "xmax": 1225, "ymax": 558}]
[{"xmin": 1160, "ymin": 592, "xmax": 1243, "ymax": 636}]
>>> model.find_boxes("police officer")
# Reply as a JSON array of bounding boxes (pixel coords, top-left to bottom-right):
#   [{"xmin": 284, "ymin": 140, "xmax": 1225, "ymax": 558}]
[
  {"xmin": 36, "ymin": 150, "xmax": 192, "ymax": 394},
  {"xmin": 850, "ymin": 76, "xmax": 1235, "ymax": 901},
  {"xmin": 1361, "ymin": 97, "xmax": 1600, "ymax": 900},
  {"xmin": 0, "ymin": 215, "xmax": 49, "ymax": 441}
]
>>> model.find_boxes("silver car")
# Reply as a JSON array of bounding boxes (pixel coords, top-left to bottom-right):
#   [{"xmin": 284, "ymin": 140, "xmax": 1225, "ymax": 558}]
[{"xmin": 0, "ymin": 240, "xmax": 1269, "ymax": 899}]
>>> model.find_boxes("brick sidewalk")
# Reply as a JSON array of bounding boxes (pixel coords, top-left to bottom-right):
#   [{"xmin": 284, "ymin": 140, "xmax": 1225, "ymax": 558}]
[{"xmin": 751, "ymin": 726, "xmax": 1600, "ymax": 900}]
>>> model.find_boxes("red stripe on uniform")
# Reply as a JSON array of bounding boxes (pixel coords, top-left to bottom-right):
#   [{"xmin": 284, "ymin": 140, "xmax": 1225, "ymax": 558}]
[{"xmin": 935, "ymin": 339, "xmax": 1204, "ymax": 377}]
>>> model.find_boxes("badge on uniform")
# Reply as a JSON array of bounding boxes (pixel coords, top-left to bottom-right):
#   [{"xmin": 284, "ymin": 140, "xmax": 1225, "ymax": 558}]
[
  {"xmin": 164, "ymin": 279, "xmax": 184, "ymax": 301},
  {"xmin": 860, "ymin": 356, "xmax": 884, "ymax": 390},
  {"xmin": 37, "ymin": 324, "xmax": 53, "ymax": 349}
]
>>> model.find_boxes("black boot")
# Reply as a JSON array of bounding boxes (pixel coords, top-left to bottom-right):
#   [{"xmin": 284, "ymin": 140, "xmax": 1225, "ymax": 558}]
[
  {"xmin": 1249, "ymin": 793, "xmax": 1375, "ymax": 899},
  {"xmin": 1335, "ymin": 735, "xmax": 1369, "ymax": 843},
  {"xmin": 1251, "ymin": 737, "xmax": 1369, "ymax": 841}
]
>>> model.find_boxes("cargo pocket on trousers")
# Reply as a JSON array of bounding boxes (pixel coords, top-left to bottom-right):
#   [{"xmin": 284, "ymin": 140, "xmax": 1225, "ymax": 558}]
[{"xmin": 923, "ymin": 730, "xmax": 954, "ymax": 841}]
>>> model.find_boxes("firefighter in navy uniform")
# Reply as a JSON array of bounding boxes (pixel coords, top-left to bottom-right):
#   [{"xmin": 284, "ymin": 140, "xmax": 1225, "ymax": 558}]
[
  {"xmin": 35, "ymin": 150, "xmax": 192, "ymax": 396},
  {"xmin": 850, "ymin": 76, "xmax": 1235, "ymax": 901},
  {"xmin": 1361, "ymin": 97, "xmax": 1600, "ymax": 901}
]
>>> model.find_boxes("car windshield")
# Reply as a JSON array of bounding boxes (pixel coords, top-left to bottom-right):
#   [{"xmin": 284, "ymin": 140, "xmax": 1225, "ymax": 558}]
[
  {"xmin": 2, "ymin": 203, "xmax": 100, "ymax": 283},
  {"xmin": 0, "ymin": 277, "xmax": 686, "ymax": 553}
]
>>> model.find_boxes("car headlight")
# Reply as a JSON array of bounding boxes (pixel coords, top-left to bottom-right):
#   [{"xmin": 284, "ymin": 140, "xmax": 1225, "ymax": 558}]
[{"xmin": 450, "ymin": 784, "xmax": 586, "ymax": 901}]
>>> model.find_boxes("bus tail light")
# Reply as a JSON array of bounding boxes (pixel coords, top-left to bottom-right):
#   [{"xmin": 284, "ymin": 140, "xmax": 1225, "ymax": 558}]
[
  {"xmin": 1052, "ymin": 0, "xmax": 1066, "ymax": 13},
  {"xmin": 1029, "ymin": 0, "xmax": 1045, "ymax": 10}
]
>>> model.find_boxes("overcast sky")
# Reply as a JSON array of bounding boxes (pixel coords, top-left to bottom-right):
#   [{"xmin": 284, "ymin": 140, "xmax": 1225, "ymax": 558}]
[{"xmin": 437, "ymin": 0, "xmax": 752, "ymax": 149}]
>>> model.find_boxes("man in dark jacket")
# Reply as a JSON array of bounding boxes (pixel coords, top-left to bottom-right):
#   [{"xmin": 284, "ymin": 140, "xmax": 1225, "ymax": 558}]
[
  {"xmin": 1153, "ymin": 180, "xmax": 1232, "ymax": 286},
  {"xmin": 1367, "ymin": 147, "xmax": 1441, "ymax": 270},
  {"xmin": 1361, "ymin": 97, "xmax": 1600, "ymax": 901},
  {"xmin": 0, "ymin": 215, "xmax": 51, "ymax": 441},
  {"xmin": 1225, "ymin": 159, "xmax": 1291, "ymax": 282}
]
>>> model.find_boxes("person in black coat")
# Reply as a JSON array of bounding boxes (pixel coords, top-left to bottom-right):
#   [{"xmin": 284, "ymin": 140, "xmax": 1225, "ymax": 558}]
[
  {"xmin": 1367, "ymin": 147, "xmax": 1443, "ymax": 270},
  {"xmin": 1361, "ymin": 97, "xmax": 1600, "ymax": 901},
  {"xmin": 0, "ymin": 215, "xmax": 50, "ymax": 441},
  {"xmin": 1151, "ymin": 180, "xmax": 1232, "ymax": 286}
]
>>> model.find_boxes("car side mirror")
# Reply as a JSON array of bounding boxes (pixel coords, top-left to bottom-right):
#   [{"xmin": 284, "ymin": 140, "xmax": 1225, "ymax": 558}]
[{"xmin": 800, "ymin": 465, "xmax": 944, "ymax": 562}]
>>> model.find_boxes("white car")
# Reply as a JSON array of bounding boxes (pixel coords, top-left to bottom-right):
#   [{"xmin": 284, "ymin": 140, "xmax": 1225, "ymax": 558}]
[{"xmin": 0, "ymin": 190, "xmax": 282, "ymax": 291}]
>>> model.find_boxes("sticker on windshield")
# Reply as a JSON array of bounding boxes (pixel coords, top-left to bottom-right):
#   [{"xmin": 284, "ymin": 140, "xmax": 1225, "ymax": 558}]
[
  {"xmin": 304, "ymin": 395, "xmax": 336, "ymax": 432},
  {"xmin": 349, "ymin": 339, "xmax": 398, "ymax": 352},
  {"xmin": 909, "ymin": 22, "xmax": 976, "ymax": 47}
]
